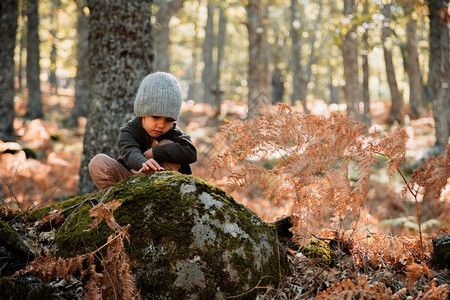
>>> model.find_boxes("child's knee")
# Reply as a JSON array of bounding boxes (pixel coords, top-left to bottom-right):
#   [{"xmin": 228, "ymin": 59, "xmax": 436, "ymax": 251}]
[{"xmin": 89, "ymin": 154, "xmax": 108, "ymax": 170}]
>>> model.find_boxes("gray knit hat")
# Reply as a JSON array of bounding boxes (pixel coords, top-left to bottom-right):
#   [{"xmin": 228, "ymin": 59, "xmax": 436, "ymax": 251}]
[{"xmin": 134, "ymin": 72, "xmax": 183, "ymax": 120}]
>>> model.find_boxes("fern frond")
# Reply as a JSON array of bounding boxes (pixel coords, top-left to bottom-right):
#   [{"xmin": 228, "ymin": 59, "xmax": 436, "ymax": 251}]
[
  {"xmin": 371, "ymin": 127, "xmax": 409, "ymax": 176},
  {"xmin": 352, "ymin": 234, "xmax": 432, "ymax": 269},
  {"xmin": 315, "ymin": 276, "xmax": 393, "ymax": 300},
  {"xmin": 417, "ymin": 281, "xmax": 449, "ymax": 300},
  {"xmin": 409, "ymin": 144, "xmax": 450, "ymax": 201},
  {"xmin": 211, "ymin": 103, "xmax": 409, "ymax": 242},
  {"xmin": 15, "ymin": 204, "xmax": 140, "ymax": 299}
]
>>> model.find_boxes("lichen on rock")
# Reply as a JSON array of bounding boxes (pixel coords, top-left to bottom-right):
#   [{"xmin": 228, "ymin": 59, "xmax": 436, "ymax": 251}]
[{"xmin": 54, "ymin": 172, "xmax": 288, "ymax": 299}]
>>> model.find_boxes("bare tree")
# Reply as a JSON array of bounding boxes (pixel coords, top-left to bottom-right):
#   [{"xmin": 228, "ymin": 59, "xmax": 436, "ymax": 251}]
[
  {"xmin": 26, "ymin": 0, "xmax": 43, "ymax": 119},
  {"xmin": 17, "ymin": 1, "xmax": 25, "ymax": 94},
  {"xmin": 403, "ymin": 0, "xmax": 425, "ymax": 119},
  {"xmin": 0, "ymin": 0, "xmax": 18, "ymax": 141},
  {"xmin": 78, "ymin": 0, "xmax": 153, "ymax": 194},
  {"xmin": 153, "ymin": 0, "xmax": 185, "ymax": 72},
  {"xmin": 289, "ymin": 0, "xmax": 307, "ymax": 112},
  {"xmin": 304, "ymin": 0, "xmax": 323, "ymax": 96},
  {"xmin": 202, "ymin": 0, "xmax": 214, "ymax": 104},
  {"xmin": 48, "ymin": 0, "xmax": 60, "ymax": 94},
  {"xmin": 342, "ymin": 0, "xmax": 362, "ymax": 120},
  {"xmin": 382, "ymin": 4, "xmax": 403, "ymax": 124},
  {"xmin": 427, "ymin": 0, "xmax": 449, "ymax": 148},
  {"xmin": 271, "ymin": 66, "xmax": 284, "ymax": 104},
  {"xmin": 214, "ymin": 4, "xmax": 227, "ymax": 114},
  {"xmin": 187, "ymin": 1, "xmax": 201, "ymax": 102},
  {"xmin": 246, "ymin": 0, "xmax": 271, "ymax": 119},
  {"xmin": 71, "ymin": 0, "xmax": 90, "ymax": 124},
  {"xmin": 361, "ymin": 0, "xmax": 371, "ymax": 127}
]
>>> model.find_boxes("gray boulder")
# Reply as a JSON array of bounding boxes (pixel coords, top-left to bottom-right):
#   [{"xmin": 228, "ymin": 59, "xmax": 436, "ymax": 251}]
[{"xmin": 51, "ymin": 172, "xmax": 288, "ymax": 299}]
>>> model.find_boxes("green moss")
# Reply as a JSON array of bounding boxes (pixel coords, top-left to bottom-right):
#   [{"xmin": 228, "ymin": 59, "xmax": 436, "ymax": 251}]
[
  {"xmin": 0, "ymin": 220, "xmax": 23, "ymax": 251},
  {"xmin": 300, "ymin": 238, "xmax": 336, "ymax": 266},
  {"xmin": 27, "ymin": 194, "xmax": 92, "ymax": 221},
  {"xmin": 0, "ymin": 276, "xmax": 54, "ymax": 300},
  {"xmin": 55, "ymin": 200, "xmax": 112, "ymax": 258},
  {"xmin": 0, "ymin": 277, "xmax": 16, "ymax": 299}
]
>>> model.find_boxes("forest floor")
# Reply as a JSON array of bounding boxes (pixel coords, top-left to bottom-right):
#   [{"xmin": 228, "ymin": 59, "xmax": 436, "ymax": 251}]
[{"xmin": 1, "ymin": 88, "xmax": 449, "ymax": 298}]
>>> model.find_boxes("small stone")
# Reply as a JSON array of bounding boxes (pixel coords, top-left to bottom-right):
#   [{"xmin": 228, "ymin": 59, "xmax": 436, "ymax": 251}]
[{"xmin": 431, "ymin": 234, "xmax": 450, "ymax": 269}]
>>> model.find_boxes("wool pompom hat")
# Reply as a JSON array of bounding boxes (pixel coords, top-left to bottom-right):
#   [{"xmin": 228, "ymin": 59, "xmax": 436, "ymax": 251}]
[{"xmin": 134, "ymin": 72, "xmax": 183, "ymax": 120}]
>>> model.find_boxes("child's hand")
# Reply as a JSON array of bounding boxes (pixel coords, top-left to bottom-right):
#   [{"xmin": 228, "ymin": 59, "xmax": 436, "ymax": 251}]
[{"xmin": 138, "ymin": 158, "xmax": 164, "ymax": 173}]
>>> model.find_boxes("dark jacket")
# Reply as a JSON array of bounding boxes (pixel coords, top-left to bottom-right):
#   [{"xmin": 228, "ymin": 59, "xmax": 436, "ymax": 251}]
[{"xmin": 117, "ymin": 117, "xmax": 197, "ymax": 174}]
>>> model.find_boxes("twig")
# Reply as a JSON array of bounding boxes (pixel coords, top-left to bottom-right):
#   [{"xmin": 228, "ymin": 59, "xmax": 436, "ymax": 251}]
[
  {"xmin": 226, "ymin": 275, "xmax": 274, "ymax": 299},
  {"xmin": 396, "ymin": 167, "xmax": 424, "ymax": 259},
  {"xmin": 372, "ymin": 151, "xmax": 424, "ymax": 259},
  {"xmin": 90, "ymin": 225, "xmax": 130, "ymax": 256},
  {"xmin": 2, "ymin": 178, "xmax": 21, "ymax": 209}
]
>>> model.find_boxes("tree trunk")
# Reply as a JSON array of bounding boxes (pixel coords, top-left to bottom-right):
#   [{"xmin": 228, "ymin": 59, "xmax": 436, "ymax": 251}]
[
  {"xmin": 382, "ymin": 4, "xmax": 403, "ymax": 124},
  {"xmin": 361, "ymin": 0, "xmax": 371, "ymax": 127},
  {"xmin": 17, "ymin": 2, "xmax": 25, "ymax": 94},
  {"xmin": 427, "ymin": 0, "xmax": 449, "ymax": 147},
  {"xmin": 153, "ymin": 0, "xmax": 185, "ymax": 72},
  {"xmin": 304, "ymin": 1, "xmax": 322, "ymax": 91},
  {"xmin": 71, "ymin": 0, "xmax": 90, "ymax": 124},
  {"xmin": 202, "ymin": 1, "xmax": 214, "ymax": 104},
  {"xmin": 49, "ymin": 42, "xmax": 57, "ymax": 94},
  {"xmin": 0, "ymin": 0, "xmax": 18, "ymax": 142},
  {"xmin": 187, "ymin": 3, "xmax": 200, "ymax": 102},
  {"xmin": 48, "ymin": 0, "xmax": 59, "ymax": 95},
  {"xmin": 290, "ymin": 0, "xmax": 307, "ymax": 112},
  {"xmin": 271, "ymin": 66, "xmax": 284, "ymax": 103},
  {"xmin": 342, "ymin": 0, "xmax": 361, "ymax": 120},
  {"xmin": 78, "ymin": 0, "xmax": 153, "ymax": 194},
  {"xmin": 246, "ymin": 0, "xmax": 271, "ymax": 119},
  {"xmin": 214, "ymin": 5, "xmax": 227, "ymax": 115},
  {"xmin": 26, "ymin": 0, "xmax": 43, "ymax": 119},
  {"xmin": 404, "ymin": 1, "xmax": 424, "ymax": 119},
  {"xmin": 361, "ymin": 39, "xmax": 371, "ymax": 127}
]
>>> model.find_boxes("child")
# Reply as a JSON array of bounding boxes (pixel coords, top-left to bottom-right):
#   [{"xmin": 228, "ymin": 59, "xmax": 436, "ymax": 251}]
[{"xmin": 88, "ymin": 72, "xmax": 197, "ymax": 190}]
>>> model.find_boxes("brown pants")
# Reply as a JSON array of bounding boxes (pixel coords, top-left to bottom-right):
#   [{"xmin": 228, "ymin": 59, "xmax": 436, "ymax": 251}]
[{"xmin": 88, "ymin": 140, "xmax": 180, "ymax": 190}]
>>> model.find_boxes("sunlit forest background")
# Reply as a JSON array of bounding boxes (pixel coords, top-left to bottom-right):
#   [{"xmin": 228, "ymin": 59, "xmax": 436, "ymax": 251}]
[
  {"xmin": 1, "ymin": 0, "xmax": 449, "ymax": 253},
  {"xmin": 2, "ymin": 0, "xmax": 448, "ymax": 224},
  {"xmin": 1, "ymin": 0, "xmax": 449, "ymax": 297}
]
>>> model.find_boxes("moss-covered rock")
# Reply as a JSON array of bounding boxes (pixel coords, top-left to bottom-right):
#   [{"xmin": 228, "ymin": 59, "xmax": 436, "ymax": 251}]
[
  {"xmin": 0, "ymin": 220, "xmax": 34, "ymax": 277},
  {"xmin": 0, "ymin": 275, "xmax": 54, "ymax": 300},
  {"xmin": 53, "ymin": 172, "xmax": 288, "ymax": 299}
]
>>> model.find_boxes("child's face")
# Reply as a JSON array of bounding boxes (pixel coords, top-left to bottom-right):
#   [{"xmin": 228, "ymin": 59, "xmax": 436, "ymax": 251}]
[{"xmin": 141, "ymin": 116, "xmax": 174, "ymax": 138}]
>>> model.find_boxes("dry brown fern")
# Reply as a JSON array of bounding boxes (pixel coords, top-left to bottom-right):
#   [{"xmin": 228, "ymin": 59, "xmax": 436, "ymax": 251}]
[
  {"xmin": 405, "ymin": 262, "xmax": 432, "ymax": 290},
  {"xmin": 14, "ymin": 200, "xmax": 140, "ymax": 300},
  {"xmin": 416, "ymin": 280, "xmax": 449, "ymax": 300},
  {"xmin": 315, "ymin": 276, "xmax": 407, "ymax": 299},
  {"xmin": 404, "ymin": 144, "xmax": 450, "ymax": 202},
  {"xmin": 85, "ymin": 224, "xmax": 139, "ymax": 300},
  {"xmin": 210, "ymin": 104, "xmax": 409, "ymax": 242},
  {"xmin": 351, "ymin": 234, "xmax": 432, "ymax": 270},
  {"xmin": 14, "ymin": 251, "xmax": 88, "ymax": 283}
]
